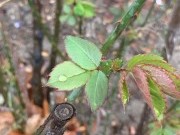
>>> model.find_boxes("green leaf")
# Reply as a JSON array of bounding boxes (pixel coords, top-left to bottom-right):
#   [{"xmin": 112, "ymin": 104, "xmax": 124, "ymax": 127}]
[
  {"xmin": 174, "ymin": 78, "xmax": 180, "ymax": 91},
  {"xmin": 139, "ymin": 60, "xmax": 175, "ymax": 72},
  {"xmin": 150, "ymin": 128, "xmax": 163, "ymax": 135},
  {"xmin": 67, "ymin": 16, "xmax": 76, "ymax": 26},
  {"xmin": 47, "ymin": 61, "xmax": 91, "ymax": 90},
  {"xmin": 65, "ymin": 36, "xmax": 102, "ymax": 70},
  {"xmin": 127, "ymin": 54, "xmax": 164, "ymax": 70},
  {"xmin": 150, "ymin": 128, "xmax": 175, "ymax": 135},
  {"xmin": 85, "ymin": 70, "xmax": 108, "ymax": 110},
  {"xmin": 168, "ymin": 73, "xmax": 180, "ymax": 91},
  {"xmin": 63, "ymin": 5, "xmax": 71, "ymax": 14},
  {"xmin": 148, "ymin": 77, "xmax": 166, "ymax": 119},
  {"xmin": 60, "ymin": 15, "xmax": 76, "ymax": 26},
  {"xmin": 122, "ymin": 81, "xmax": 129, "ymax": 105},
  {"xmin": 163, "ymin": 128, "xmax": 175, "ymax": 135},
  {"xmin": 81, "ymin": 1, "xmax": 95, "ymax": 18},
  {"xmin": 74, "ymin": 3, "xmax": 85, "ymax": 16},
  {"xmin": 119, "ymin": 71, "xmax": 129, "ymax": 106}
]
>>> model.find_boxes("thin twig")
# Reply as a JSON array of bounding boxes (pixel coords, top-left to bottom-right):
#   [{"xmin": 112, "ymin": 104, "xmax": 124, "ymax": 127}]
[
  {"xmin": 116, "ymin": 37, "xmax": 127, "ymax": 58},
  {"xmin": 141, "ymin": 0, "xmax": 156, "ymax": 27},
  {"xmin": 28, "ymin": 0, "xmax": 66, "ymax": 60},
  {"xmin": 78, "ymin": 17, "xmax": 83, "ymax": 35},
  {"xmin": 135, "ymin": 104, "xmax": 149, "ymax": 135},
  {"xmin": 30, "ymin": 0, "xmax": 44, "ymax": 107},
  {"xmin": 48, "ymin": 0, "xmax": 64, "ymax": 72},
  {"xmin": 67, "ymin": 88, "xmax": 82, "ymax": 102},
  {"xmin": 165, "ymin": 0, "xmax": 180, "ymax": 56},
  {"xmin": 0, "ymin": 22, "xmax": 25, "ymax": 130}
]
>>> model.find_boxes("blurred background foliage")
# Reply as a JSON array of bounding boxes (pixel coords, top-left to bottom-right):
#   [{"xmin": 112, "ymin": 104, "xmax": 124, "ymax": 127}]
[{"xmin": 0, "ymin": 0, "xmax": 179, "ymax": 135}]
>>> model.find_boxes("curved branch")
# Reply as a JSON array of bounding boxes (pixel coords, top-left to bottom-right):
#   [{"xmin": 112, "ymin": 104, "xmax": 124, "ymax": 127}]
[{"xmin": 101, "ymin": 0, "xmax": 146, "ymax": 55}]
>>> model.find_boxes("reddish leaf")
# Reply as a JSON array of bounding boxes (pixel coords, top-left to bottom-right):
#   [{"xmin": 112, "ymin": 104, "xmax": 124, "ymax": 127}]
[
  {"xmin": 132, "ymin": 67, "xmax": 154, "ymax": 112},
  {"xmin": 167, "ymin": 72, "xmax": 180, "ymax": 91},
  {"xmin": 142, "ymin": 65, "xmax": 180, "ymax": 99}
]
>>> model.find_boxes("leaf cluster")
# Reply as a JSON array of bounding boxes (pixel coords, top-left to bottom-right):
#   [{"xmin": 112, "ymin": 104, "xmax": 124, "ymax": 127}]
[
  {"xmin": 48, "ymin": 36, "xmax": 107, "ymax": 110},
  {"xmin": 48, "ymin": 36, "xmax": 180, "ymax": 119},
  {"xmin": 119, "ymin": 54, "xmax": 180, "ymax": 119},
  {"xmin": 60, "ymin": 0, "xmax": 95, "ymax": 26}
]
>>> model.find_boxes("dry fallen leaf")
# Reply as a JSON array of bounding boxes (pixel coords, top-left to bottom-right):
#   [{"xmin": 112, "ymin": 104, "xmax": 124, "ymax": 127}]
[
  {"xmin": 25, "ymin": 114, "xmax": 42, "ymax": 135},
  {"xmin": 0, "ymin": 111, "xmax": 14, "ymax": 135}
]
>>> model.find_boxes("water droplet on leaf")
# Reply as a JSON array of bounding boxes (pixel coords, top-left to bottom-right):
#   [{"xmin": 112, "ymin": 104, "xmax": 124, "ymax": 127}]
[{"xmin": 59, "ymin": 75, "xmax": 67, "ymax": 81}]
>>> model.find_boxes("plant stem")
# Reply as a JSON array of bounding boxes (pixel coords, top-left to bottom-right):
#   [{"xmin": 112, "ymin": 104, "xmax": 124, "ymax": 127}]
[
  {"xmin": 78, "ymin": 17, "xmax": 83, "ymax": 35},
  {"xmin": 101, "ymin": 0, "xmax": 146, "ymax": 55},
  {"xmin": 46, "ymin": 0, "xmax": 63, "ymax": 103},
  {"xmin": 0, "ymin": 23, "xmax": 25, "ymax": 131},
  {"xmin": 165, "ymin": 0, "xmax": 180, "ymax": 56},
  {"xmin": 30, "ymin": 0, "xmax": 44, "ymax": 107},
  {"xmin": 48, "ymin": 0, "xmax": 63, "ymax": 72},
  {"xmin": 0, "ymin": 66, "xmax": 6, "ymax": 102},
  {"xmin": 141, "ymin": 0, "xmax": 155, "ymax": 27},
  {"xmin": 135, "ymin": 104, "xmax": 149, "ymax": 135},
  {"xmin": 116, "ymin": 37, "xmax": 127, "ymax": 58},
  {"xmin": 28, "ymin": 0, "xmax": 66, "ymax": 60},
  {"xmin": 66, "ymin": 0, "xmax": 146, "ymax": 102},
  {"xmin": 67, "ymin": 88, "xmax": 82, "ymax": 102}
]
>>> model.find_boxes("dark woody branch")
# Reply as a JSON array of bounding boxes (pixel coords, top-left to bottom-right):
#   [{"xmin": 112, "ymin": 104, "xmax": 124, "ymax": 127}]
[{"xmin": 35, "ymin": 103, "xmax": 76, "ymax": 135}]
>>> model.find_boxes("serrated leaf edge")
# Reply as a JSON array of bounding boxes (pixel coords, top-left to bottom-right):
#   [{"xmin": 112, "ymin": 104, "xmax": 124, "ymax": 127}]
[
  {"xmin": 47, "ymin": 71, "xmax": 91, "ymax": 90},
  {"xmin": 127, "ymin": 54, "xmax": 164, "ymax": 70},
  {"xmin": 131, "ymin": 67, "xmax": 155, "ymax": 115},
  {"xmin": 65, "ymin": 36, "xmax": 102, "ymax": 68},
  {"xmin": 147, "ymin": 76, "xmax": 167, "ymax": 115},
  {"xmin": 85, "ymin": 70, "xmax": 108, "ymax": 111},
  {"xmin": 141, "ymin": 65, "xmax": 180, "ymax": 99},
  {"xmin": 49, "ymin": 61, "xmax": 86, "ymax": 78},
  {"xmin": 47, "ymin": 71, "xmax": 88, "ymax": 85},
  {"xmin": 118, "ymin": 71, "xmax": 129, "ymax": 106}
]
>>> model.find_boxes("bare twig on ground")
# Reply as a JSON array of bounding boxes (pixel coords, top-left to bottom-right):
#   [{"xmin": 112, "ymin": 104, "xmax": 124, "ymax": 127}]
[{"xmin": 35, "ymin": 103, "xmax": 76, "ymax": 135}]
